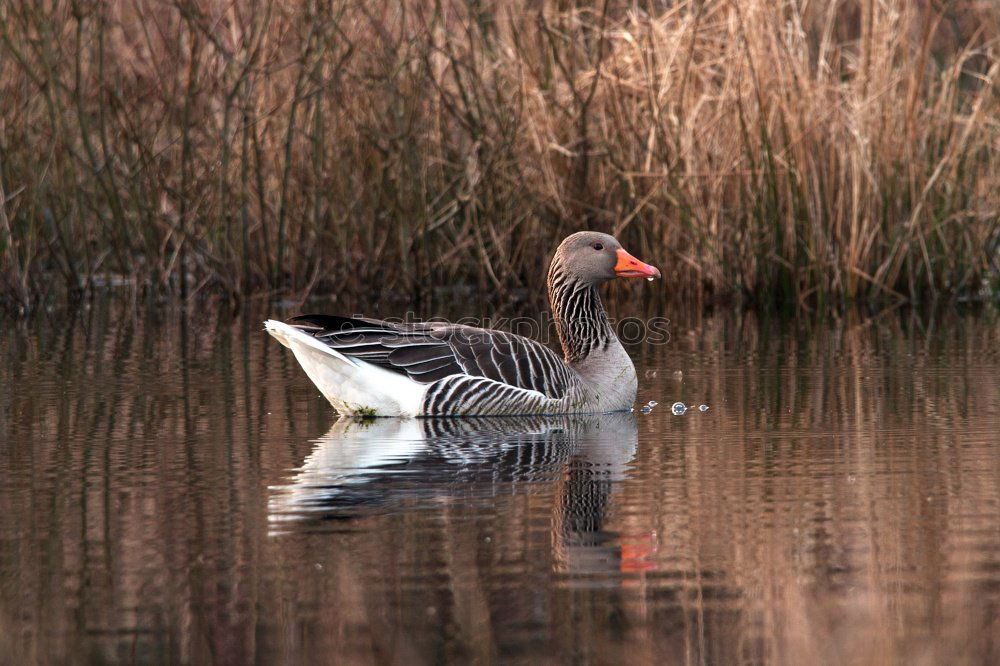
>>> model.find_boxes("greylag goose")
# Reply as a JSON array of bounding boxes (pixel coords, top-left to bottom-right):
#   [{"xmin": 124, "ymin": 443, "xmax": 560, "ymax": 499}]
[{"xmin": 264, "ymin": 231, "xmax": 660, "ymax": 416}]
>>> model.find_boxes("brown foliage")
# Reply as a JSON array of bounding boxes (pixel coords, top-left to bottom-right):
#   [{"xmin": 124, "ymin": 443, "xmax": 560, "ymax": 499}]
[{"xmin": 1, "ymin": 1, "xmax": 999, "ymax": 309}]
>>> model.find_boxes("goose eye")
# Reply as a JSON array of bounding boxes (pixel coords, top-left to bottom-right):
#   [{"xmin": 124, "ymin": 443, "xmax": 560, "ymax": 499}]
[{"xmin": 592, "ymin": 243, "xmax": 604, "ymax": 251}]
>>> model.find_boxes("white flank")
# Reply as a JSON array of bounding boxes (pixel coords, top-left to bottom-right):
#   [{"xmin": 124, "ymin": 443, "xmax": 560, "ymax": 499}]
[{"xmin": 264, "ymin": 320, "xmax": 428, "ymax": 416}]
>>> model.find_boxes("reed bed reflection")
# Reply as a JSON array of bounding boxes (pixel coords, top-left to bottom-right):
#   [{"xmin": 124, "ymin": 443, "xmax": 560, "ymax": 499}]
[
  {"xmin": 1, "ymin": 300, "xmax": 998, "ymax": 664},
  {"xmin": 631, "ymin": 307, "xmax": 1000, "ymax": 663}
]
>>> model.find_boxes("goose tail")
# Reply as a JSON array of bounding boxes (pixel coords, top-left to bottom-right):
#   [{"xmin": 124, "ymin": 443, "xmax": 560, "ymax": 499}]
[{"xmin": 264, "ymin": 320, "xmax": 426, "ymax": 416}]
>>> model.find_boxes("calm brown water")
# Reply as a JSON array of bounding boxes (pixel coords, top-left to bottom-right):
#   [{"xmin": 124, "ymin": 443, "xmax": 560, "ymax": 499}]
[{"xmin": 2, "ymin": 299, "xmax": 999, "ymax": 665}]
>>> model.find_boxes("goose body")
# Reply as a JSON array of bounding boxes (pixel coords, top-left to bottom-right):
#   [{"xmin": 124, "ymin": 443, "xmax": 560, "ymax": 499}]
[{"xmin": 265, "ymin": 231, "xmax": 660, "ymax": 417}]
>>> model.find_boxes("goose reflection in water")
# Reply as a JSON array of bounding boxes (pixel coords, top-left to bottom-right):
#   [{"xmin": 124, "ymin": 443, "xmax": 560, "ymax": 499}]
[{"xmin": 268, "ymin": 412, "xmax": 653, "ymax": 574}]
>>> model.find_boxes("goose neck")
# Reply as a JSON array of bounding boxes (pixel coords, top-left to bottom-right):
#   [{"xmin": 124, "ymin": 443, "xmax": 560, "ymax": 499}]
[{"xmin": 546, "ymin": 266, "xmax": 615, "ymax": 364}]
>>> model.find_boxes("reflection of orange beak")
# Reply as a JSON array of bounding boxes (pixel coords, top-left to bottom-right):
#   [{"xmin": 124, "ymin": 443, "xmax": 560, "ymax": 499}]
[
  {"xmin": 620, "ymin": 531, "xmax": 659, "ymax": 574},
  {"xmin": 615, "ymin": 248, "xmax": 661, "ymax": 279}
]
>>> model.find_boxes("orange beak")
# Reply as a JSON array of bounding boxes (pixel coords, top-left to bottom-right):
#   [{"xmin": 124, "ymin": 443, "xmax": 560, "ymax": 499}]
[{"xmin": 614, "ymin": 248, "xmax": 661, "ymax": 279}]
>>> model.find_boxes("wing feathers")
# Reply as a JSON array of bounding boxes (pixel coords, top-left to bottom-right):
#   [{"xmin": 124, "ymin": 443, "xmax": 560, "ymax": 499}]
[
  {"xmin": 285, "ymin": 314, "xmax": 573, "ymax": 399},
  {"xmin": 389, "ymin": 346, "xmax": 456, "ymax": 367}
]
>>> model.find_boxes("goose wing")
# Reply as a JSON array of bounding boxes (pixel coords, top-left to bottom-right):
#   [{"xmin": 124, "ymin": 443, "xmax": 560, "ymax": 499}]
[{"xmin": 289, "ymin": 314, "xmax": 575, "ymax": 399}]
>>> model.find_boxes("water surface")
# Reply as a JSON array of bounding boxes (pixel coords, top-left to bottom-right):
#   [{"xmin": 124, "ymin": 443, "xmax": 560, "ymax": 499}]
[{"xmin": 1, "ymin": 300, "xmax": 999, "ymax": 664}]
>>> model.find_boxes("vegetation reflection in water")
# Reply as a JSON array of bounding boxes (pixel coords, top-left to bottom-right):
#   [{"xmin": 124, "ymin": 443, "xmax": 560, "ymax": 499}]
[{"xmin": 0, "ymin": 299, "xmax": 999, "ymax": 664}]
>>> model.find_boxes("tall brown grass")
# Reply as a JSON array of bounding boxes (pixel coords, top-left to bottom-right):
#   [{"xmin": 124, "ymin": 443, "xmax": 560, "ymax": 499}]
[{"xmin": 1, "ymin": 0, "xmax": 999, "ymax": 310}]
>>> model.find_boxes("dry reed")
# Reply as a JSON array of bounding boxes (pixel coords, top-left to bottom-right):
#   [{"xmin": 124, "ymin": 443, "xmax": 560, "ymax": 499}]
[{"xmin": 1, "ymin": 0, "xmax": 999, "ymax": 310}]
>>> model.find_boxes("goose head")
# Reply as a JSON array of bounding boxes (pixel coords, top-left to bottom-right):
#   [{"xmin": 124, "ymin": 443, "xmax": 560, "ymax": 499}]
[{"xmin": 552, "ymin": 231, "xmax": 661, "ymax": 285}]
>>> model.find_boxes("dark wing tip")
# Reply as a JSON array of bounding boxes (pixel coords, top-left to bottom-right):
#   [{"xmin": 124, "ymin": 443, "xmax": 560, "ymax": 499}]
[{"xmin": 289, "ymin": 314, "xmax": 394, "ymax": 333}]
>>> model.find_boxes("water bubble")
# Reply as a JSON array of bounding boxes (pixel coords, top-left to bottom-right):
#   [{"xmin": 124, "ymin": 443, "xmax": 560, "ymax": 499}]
[
  {"xmin": 647, "ymin": 400, "xmax": 658, "ymax": 407},
  {"xmin": 671, "ymin": 402, "xmax": 687, "ymax": 415},
  {"xmin": 698, "ymin": 404, "xmax": 709, "ymax": 412},
  {"xmin": 640, "ymin": 405, "xmax": 653, "ymax": 415}
]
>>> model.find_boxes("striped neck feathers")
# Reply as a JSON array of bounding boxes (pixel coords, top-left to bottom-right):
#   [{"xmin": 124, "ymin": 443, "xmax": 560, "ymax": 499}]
[{"xmin": 547, "ymin": 260, "xmax": 615, "ymax": 364}]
